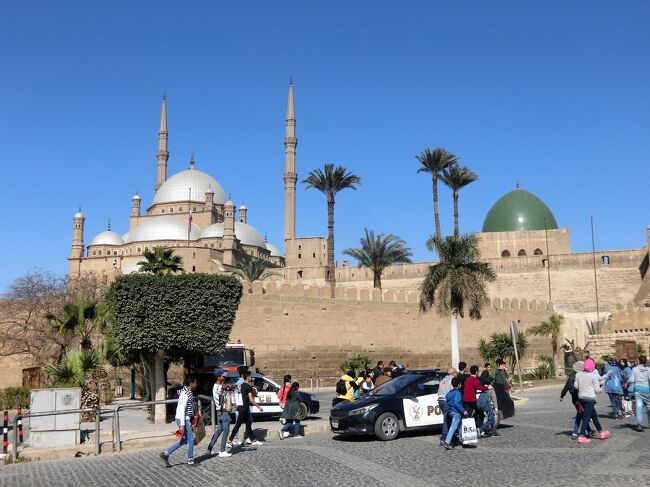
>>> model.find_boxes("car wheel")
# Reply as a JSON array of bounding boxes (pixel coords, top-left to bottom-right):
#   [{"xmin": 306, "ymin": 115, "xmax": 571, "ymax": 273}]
[
  {"xmin": 296, "ymin": 402, "xmax": 309, "ymax": 421},
  {"xmin": 374, "ymin": 412, "xmax": 400, "ymax": 441}
]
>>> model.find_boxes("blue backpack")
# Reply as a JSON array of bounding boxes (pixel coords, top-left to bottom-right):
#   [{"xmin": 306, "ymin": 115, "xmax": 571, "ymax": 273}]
[{"xmin": 477, "ymin": 391, "xmax": 492, "ymax": 412}]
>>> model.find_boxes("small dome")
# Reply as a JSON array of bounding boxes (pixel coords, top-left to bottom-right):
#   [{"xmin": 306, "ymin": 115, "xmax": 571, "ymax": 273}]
[
  {"xmin": 482, "ymin": 189, "xmax": 558, "ymax": 232},
  {"xmin": 128, "ymin": 215, "xmax": 202, "ymax": 243},
  {"xmin": 74, "ymin": 211, "xmax": 84, "ymax": 219},
  {"xmin": 266, "ymin": 242, "xmax": 281, "ymax": 257},
  {"xmin": 239, "ymin": 204, "xmax": 247, "ymax": 210},
  {"xmin": 200, "ymin": 222, "xmax": 266, "ymax": 248},
  {"xmin": 132, "ymin": 194, "xmax": 141, "ymax": 200},
  {"xmin": 225, "ymin": 200, "xmax": 234, "ymax": 207},
  {"xmin": 152, "ymin": 168, "xmax": 227, "ymax": 205},
  {"xmin": 89, "ymin": 230, "xmax": 125, "ymax": 246}
]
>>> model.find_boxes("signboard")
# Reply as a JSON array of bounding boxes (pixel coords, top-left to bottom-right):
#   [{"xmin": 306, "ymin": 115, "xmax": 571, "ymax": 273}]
[{"xmin": 616, "ymin": 340, "xmax": 639, "ymax": 362}]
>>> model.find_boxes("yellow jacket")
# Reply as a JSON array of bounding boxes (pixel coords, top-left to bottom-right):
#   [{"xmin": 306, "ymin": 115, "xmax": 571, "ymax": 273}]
[{"xmin": 337, "ymin": 374, "xmax": 357, "ymax": 400}]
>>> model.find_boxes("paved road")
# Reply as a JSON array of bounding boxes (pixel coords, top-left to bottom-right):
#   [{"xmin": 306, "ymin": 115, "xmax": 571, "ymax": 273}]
[{"xmin": 2, "ymin": 387, "xmax": 649, "ymax": 487}]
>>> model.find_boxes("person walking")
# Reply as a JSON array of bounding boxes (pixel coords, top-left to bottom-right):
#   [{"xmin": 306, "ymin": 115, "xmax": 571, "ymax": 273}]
[
  {"xmin": 479, "ymin": 363, "xmax": 493, "ymax": 386},
  {"xmin": 228, "ymin": 371, "xmax": 264, "ymax": 447},
  {"xmin": 160, "ymin": 374, "xmax": 198, "ymax": 467},
  {"xmin": 278, "ymin": 375, "xmax": 292, "ymax": 407},
  {"xmin": 278, "ymin": 382, "xmax": 303, "ymax": 439},
  {"xmin": 437, "ymin": 368, "xmax": 456, "ymax": 444},
  {"xmin": 494, "ymin": 359, "xmax": 510, "ymax": 391},
  {"xmin": 560, "ymin": 361, "xmax": 591, "ymax": 439},
  {"xmin": 574, "ymin": 360, "xmax": 610, "ymax": 444},
  {"xmin": 441, "ymin": 377, "xmax": 467, "ymax": 450},
  {"xmin": 603, "ymin": 358, "xmax": 624, "ymax": 419},
  {"xmin": 463, "ymin": 365, "xmax": 490, "ymax": 420},
  {"xmin": 627, "ymin": 355, "xmax": 650, "ymax": 432},
  {"xmin": 206, "ymin": 370, "xmax": 233, "ymax": 457},
  {"xmin": 478, "ymin": 379, "xmax": 497, "ymax": 438}
]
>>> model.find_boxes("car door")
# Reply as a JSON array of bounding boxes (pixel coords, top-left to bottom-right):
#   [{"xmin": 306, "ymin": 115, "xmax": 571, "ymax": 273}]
[
  {"xmin": 252, "ymin": 377, "xmax": 283, "ymax": 415},
  {"xmin": 401, "ymin": 378, "xmax": 444, "ymax": 428}
]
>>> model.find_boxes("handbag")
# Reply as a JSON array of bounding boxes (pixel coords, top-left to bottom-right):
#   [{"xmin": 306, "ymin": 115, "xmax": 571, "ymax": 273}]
[
  {"xmin": 461, "ymin": 417, "xmax": 479, "ymax": 445},
  {"xmin": 192, "ymin": 416, "xmax": 206, "ymax": 445}
]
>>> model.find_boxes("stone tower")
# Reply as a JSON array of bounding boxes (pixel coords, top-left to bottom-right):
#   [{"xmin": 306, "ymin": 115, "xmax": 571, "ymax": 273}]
[
  {"xmin": 155, "ymin": 95, "xmax": 169, "ymax": 192},
  {"xmin": 283, "ymin": 80, "xmax": 297, "ymax": 248},
  {"xmin": 69, "ymin": 209, "xmax": 85, "ymax": 275},
  {"xmin": 239, "ymin": 204, "xmax": 247, "ymax": 224},
  {"xmin": 223, "ymin": 200, "xmax": 237, "ymax": 265}
]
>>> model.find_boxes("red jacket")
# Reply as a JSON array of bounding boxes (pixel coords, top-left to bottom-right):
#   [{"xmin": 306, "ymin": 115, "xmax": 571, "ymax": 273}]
[{"xmin": 463, "ymin": 375, "xmax": 488, "ymax": 402}]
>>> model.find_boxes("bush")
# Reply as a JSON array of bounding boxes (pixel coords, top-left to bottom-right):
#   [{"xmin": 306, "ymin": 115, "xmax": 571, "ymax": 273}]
[
  {"xmin": 531, "ymin": 355, "xmax": 555, "ymax": 379},
  {"xmin": 0, "ymin": 387, "xmax": 30, "ymax": 410},
  {"xmin": 339, "ymin": 354, "xmax": 371, "ymax": 375}
]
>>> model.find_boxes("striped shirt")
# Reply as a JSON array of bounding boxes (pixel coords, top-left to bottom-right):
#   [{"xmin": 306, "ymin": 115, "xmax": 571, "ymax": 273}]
[{"xmin": 175, "ymin": 386, "xmax": 195, "ymax": 422}]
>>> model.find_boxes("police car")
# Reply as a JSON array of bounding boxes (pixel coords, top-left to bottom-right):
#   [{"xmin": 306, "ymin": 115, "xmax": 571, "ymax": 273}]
[{"xmin": 330, "ymin": 369, "xmax": 445, "ymax": 440}]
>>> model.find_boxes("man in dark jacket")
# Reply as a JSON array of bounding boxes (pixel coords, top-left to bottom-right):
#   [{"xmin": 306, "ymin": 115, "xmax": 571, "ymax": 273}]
[{"xmin": 560, "ymin": 360, "xmax": 591, "ymax": 439}]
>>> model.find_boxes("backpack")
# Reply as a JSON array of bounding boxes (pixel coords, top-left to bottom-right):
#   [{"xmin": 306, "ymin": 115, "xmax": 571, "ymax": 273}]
[
  {"xmin": 336, "ymin": 379, "xmax": 348, "ymax": 395},
  {"xmin": 477, "ymin": 391, "xmax": 491, "ymax": 412},
  {"xmin": 218, "ymin": 385, "xmax": 235, "ymax": 413}
]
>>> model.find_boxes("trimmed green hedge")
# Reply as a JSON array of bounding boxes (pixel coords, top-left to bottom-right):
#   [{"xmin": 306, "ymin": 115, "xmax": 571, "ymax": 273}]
[
  {"xmin": 0, "ymin": 387, "xmax": 29, "ymax": 410},
  {"xmin": 106, "ymin": 273, "xmax": 243, "ymax": 356}
]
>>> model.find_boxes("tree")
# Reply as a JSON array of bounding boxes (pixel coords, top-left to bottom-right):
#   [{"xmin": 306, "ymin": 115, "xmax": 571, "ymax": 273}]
[
  {"xmin": 343, "ymin": 228, "xmax": 413, "ymax": 290},
  {"xmin": 415, "ymin": 147, "xmax": 458, "ymax": 240},
  {"xmin": 478, "ymin": 331, "xmax": 528, "ymax": 374},
  {"xmin": 45, "ymin": 296, "xmax": 108, "ymax": 351},
  {"xmin": 527, "ymin": 314, "xmax": 564, "ymax": 377},
  {"xmin": 439, "ymin": 165, "xmax": 479, "ymax": 237},
  {"xmin": 420, "ymin": 234, "xmax": 496, "ymax": 367},
  {"xmin": 302, "ymin": 163, "xmax": 361, "ymax": 297},
  {"xmin": 137, "ymin": 246, "xmax": 184, "ymax": 275},
  {"xmin": 106, "ymin": 273, "xmax": 243, "ymax": 423},
  {"xmin": 232, "ymin": 256, "xmax": 277, "ymax": 289}
]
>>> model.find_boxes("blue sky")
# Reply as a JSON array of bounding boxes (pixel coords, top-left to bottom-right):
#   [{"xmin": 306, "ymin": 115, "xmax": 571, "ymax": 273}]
[{"xmin": 1, "ymin": 1, "xmax": 649, "ymax": 292}]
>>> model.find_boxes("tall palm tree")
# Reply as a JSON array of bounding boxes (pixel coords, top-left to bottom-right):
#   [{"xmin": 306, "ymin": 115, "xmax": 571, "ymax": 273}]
[
  {"xmin": 415, "ymin": 147, "xmax": 458, "ymax": 240},
  {"xmin": 527, "ymin": 314, "xmax": 564, "ymax": 378},
  {"xmin": 232, "ymin": 256, "xmax": 277, "ymax": 289},
  {"xmin": 343, "ymin": 228, "xmax": 413, "ymax": 290},
  {"xmin": 302, "ymin": 163, "xmax": 361, "ymax": 297},
  {"xmin": 439, "ymin": 165, "xmax": 479, "ymax": 237},
  {"xmin": 137, "ymin": 246, "xmax": 184, "ymax": 275},
  {"xmin": 45, "ymin": 296, "xmax": 107, "ymax": 351},
  {"xmin": 420, "ymin": 234, "xmax": 496, "ymax": 367}
]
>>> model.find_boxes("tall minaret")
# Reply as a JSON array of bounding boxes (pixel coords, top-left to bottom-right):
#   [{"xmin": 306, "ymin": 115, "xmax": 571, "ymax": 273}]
[
  {"xmin": 283, "ymin": 79, "xmax": 297, "ymax": 246},
  {"xmin": 69, "ymin": 209, "xmax": 85, "ymax": 276},
  {"xmin": 155, "ymin": 95, "xmax": 169, "ymax": 192}
]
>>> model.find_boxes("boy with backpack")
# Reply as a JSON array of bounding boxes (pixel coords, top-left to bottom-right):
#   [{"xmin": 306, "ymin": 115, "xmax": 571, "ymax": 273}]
[
  {"xmin": 442, "ymin": 377, "xmax": 467, "ymax": 450},
  {"xmin": 477, "ymin": 377, "xmax": 498, "ymax": 438},
  {"xmin": 206, "ymin": 369, "xmax": 234, "ymax": 457}
]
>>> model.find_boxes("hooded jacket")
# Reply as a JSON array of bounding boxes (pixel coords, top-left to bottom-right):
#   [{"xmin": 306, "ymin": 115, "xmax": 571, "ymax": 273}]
[
  {"xmin": 628, "ymin": 364, "xmax": 650, "ymax": 394},
  {"xmin": 445, "ymin": 389, "xmax": 465, "ymax": 415},
  {"xmin": 574, "ymin": 370, "xmax": 602, "ymax": 400},
  {"xmin": 603, "ymin": 363, "xmax": 624, "ymax": 394}
]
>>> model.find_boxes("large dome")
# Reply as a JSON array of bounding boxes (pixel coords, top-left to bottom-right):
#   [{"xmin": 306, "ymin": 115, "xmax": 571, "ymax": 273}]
[
  {"xmin": 266, "ymin": 242, "xmax": 281, "ymax": 257},
  {"xmin": 200, "ymin": 221, "xmax": 267, "ymax": 248},
  {"xmin": 152, "ymin": 167, "xmax": 227, "ymax": 205},
  {"xmin": 89, "ymin": 230, "xmax": 125, "ymax": 246},
  {"xmin": 127, "ymin": 215, "xmax": 202, "ymax": 242},
  {"xmin": 482, "ymin": 189, "xmax": 558, "ymax": 232}
]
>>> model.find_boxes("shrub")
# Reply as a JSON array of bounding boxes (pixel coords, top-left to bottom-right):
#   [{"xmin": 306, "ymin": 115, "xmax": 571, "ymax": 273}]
[
  {"xmin": 0, "ymin": 387, "xmax": 30, "ymax": 410},
  {"xmin": 339, "ymin": 354, "xmax": 371, "ymax": 375},
  {"xmin": 531, "ymin": 355, "xmax": 555, "ymax": 379}
]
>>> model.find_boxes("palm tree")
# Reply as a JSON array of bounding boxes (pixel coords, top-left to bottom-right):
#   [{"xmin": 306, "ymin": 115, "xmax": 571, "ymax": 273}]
[
  {"xmin": 302, "ymin": 163, "xmax": 361, "ymax": 297},
  {"xmin": 439, "ymin": 165, "xmax": 479, "ymax": 237},
  {"xmin": 420, "ymin": 234, "xmax": 496, "ymax": 367},
  {"xmin": 232, "ymin": 256, "xmax": 277, "ymax": 289},
  {"xmin": 45, "ymin": 296, "xmax": 107, "ymax": 351},
  {"xmin": 415, "ymin": 147, "xmax": 458, "ymax": 240},
  {"xmin": 343, "ymin": 228, "xmax": 413, "ymax": 290},
  {"xmin": 137, "ymin": 246, "xmax": 184, "ymax": 275},
  {"xmin": 527, "ymin": 314, "xmax": 564, "ymax": 377}
]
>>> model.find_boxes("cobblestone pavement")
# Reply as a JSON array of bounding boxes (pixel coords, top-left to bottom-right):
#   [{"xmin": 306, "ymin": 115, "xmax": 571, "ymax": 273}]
[{"xmin": 2, "ymin": 387, "xmax": 649, "ymax": 487}]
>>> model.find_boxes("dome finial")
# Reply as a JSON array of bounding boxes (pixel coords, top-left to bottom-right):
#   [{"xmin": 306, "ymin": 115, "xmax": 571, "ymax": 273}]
[
  {"xmin": 516, "ymin": 180, "xmax": 520, "ymax": 189},
  {"xmin": 264, "ymin": 231, "xmax": 268, "ymax": 242},
  {"xmin": 107, "ymin": 218, "xmax": 111, "ymax": 231},
  {"xmin": 189, "ymin": 152, "xmax": 196, "ymax": 169}
]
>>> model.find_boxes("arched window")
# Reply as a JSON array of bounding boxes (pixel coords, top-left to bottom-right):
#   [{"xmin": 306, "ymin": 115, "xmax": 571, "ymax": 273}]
[
  {"xmin": 501, "ymin": 250, "xmax": 511, "ymax": 258},
  {"xmin": 518, "ymin": 249, "xmax": 527, "ymax": 257},
  {"xmin": 533, "ymin": 248, "xmax": 543, "ymax": 255}
]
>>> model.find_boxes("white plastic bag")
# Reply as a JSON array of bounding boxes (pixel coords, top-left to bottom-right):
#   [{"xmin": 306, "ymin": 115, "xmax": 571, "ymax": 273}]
[{"xmin": 461, "ymin": 417, "xmax": 479, "ymax": 445}]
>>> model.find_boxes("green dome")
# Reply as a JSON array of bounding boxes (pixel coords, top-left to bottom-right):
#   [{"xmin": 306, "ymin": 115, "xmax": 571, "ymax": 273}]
[{"xmin": 482, "ymin": 189, "xmax": 558, "ymax": 232}]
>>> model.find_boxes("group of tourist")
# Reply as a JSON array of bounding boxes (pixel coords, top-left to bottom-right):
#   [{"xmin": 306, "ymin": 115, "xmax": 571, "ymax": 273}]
[
  {"xmin": 561, "ymin": 354, "xmax": 650, "ymax": 443},
  {"xmin": 333, "ymin": 360, "xmax": 404, "ymax": 405}
]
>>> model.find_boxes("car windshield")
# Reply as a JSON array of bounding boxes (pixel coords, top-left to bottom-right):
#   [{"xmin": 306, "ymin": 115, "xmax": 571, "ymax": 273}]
[
  {"xmin": 202, "ymin": 349, "xmax": 245, "ymax": 367},
  {"xmin": 368, "ymin": 374, "xmax": 422, "ymax": 396}
]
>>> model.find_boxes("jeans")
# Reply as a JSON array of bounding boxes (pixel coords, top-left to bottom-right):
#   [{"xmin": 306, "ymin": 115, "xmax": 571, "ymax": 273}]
[
  {"xmin": 229, "ymin": 406, "xmax": 256, "ymax": 442},
  {"xmin": 634, "ymin": 393, "xmax": 650, "ymax": 427},
  {"xmin": 607, "ymin": 392, "xmax": 620, "ymax": 416},
  {"xmin": 445, "ymin": 412, "xmax": 462, "ymax": 445},
  {"xmin": 167, "ymin": 418, "xmax": 194, "ymax": 460},
  {"xmin": 281, "ymin": 420, "xmax": 300, "ymax": 436},
  {"xmin": 438, "ymin": 400, "xmax": 448, "ymax": 436},
  {"xmin": 207, "ymin": 412, "xmax": 232, "ymax": 452},
  {"xmin": 480, "ymin": 407, "xmax": 497, "ymax": 435},
  {"xmin": 579, "ymin": 399, "xmax": 602, "ymax": 437}
]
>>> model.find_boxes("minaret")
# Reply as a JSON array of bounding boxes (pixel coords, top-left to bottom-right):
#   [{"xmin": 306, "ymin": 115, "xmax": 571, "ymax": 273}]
[
  {"xmin": 283, "ymin": 79, "xmax": 297, "ymax": 246},
  {"xmin": 69, "ymin": 209, "xmax": 85, "ymax": 262},
  {"xmin": 239, "ymin": 204, "xmax": 247, "ymax": 224},
  {"xmin": 223, "ymin": 200, "xmax": 236, "ymax": 265},
  {"xmin": 131, "ymin": 193, "xmax": 141, "ymax": 217},
  {"xmin": 155, "ymin": 95, "xmax": 169, "ymax": 192}
]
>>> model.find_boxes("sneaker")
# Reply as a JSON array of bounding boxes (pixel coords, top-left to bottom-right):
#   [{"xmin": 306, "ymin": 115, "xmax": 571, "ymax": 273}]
[
  {"xmin": 491, "ymin": 432, "xmax": 500, "ymax": 437},
  {"xmin": 283, "ymin": 431, "xmax": 290, "ymax": 438},
  {"xmin": 278, "ymin": 429, "xmax": 285, "ymax": 440},
  {"xmin": 218, "ymin": 451, "xmax": 232, "ymax": 458},
  {"xmin": 598, "ymin": 430, "xmax": 610, "ymax": 440},
  {"xmin": 243, "ymin": 438, "xmax": 252, "ymax": 445},
  {"xmin": 293, "ymin": 435, "xmax": 303, "ymax": 439},
  {"xmin": 251, "ymin": 440, "xmax": 264, "ymax": 446},
  {"xmin": 571, "ymin": 433, "xmax": 578, "ymax": 440},
  {"xmin": 232, "ymin": 438, "xmax": 240, "ymax": 446},
  {"xmin": 439, "ymin": 440, "xmax": 446, "ymax": 446},
  {"xmin": 480, "ymin": 431, "xmax": 490, "ymax": 438},
  {"xmin": 187, "ymin": 459, "xmax": 194, "ymax": 465},
  {"xmin": 636, "ymin": 425, "xmax": 644, "ymax": 432},
  {"xmin": 159, "ymin": 452, "xmax": 170, "ymax": 467},
  {"xmin": 226, "ymin": 440, "xmax": 234, "ymax": 448},
  {"xmin": 577, "ymin": 436, "xmax": 591, "ymax": 444},
  {"xmin": 444, "ymin": 442, "xmax": 455, "ymax": 450}
]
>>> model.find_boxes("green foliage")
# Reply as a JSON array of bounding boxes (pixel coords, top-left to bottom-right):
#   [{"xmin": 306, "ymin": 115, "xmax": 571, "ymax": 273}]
[
  {"xmin": 44, "ymin": 348, "xmax": 103, "ymax": 387},
  {"xmin": 532, "ymin": 355, "xmax": 555, "ymax": 379},
  {"xmin": 0, "ymin": 387, "xmax": 29, "ymax": 409},
  {"xmin": 586, "ymin": 317, "xmax": 606, "ymax": 335},
  {"xmin": 343, "ymin": 228, "xmax": 412, "ymax": 289},
  {"xmin": 302, "ymin": 163, "xmax": 362, "ymax": 200},
  {"xmin": 339, "ymin": 354, "xmax": 371, "ymax": 375},
  {"xmin": 420, "ymin": 234, "xmax": 496, "ymax": 319},
  {"xmin": 636, "ymin": 342, "xmax": 647, "ymax": 358},
  {"xmin": 106, "ymin": 273, "xmax": 243, "ymax": 356},
  {"xmin": 45, "ymin": 296, "xmax": 108, "ymax": 351},
  {"xmin": 233, "ymin": 256, "xmax": 277, "ymax": 287},
  {"xmin": 439, "ymin": 165, "xmax": 479, "ymax": 237},
  {"xmin": 478, "ymin": 331, "xmax": 528, "ymax": 373},
  {"xmin": 137, "ymin": 246, "xmax": 184, "ymax": 275}
]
